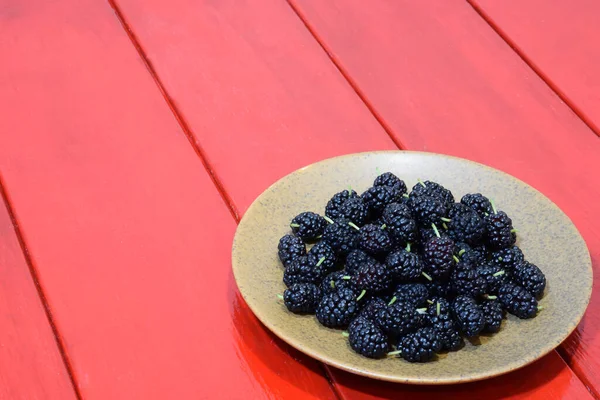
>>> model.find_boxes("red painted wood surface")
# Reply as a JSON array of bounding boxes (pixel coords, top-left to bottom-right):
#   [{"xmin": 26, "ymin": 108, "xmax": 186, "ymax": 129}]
[
  {"xmin": 288, "ymin": 0, "xmax": 600, "ymax": 396},
  {"xmin": 330, "ymin": 352, "xmax": 592, "ymax": 400},
  {"xmin": 111, "ymin": 0, "xmax": 395, "ymax": 217},
  {"xmin": 470, "ymin": 0, "xmax": 600, "ymax": 135},
  {"xmin": 0, "ymin": 1, "xmax": 336, "ymax": 399},
  {"xmin": 0, "ymin": 194, "xmax": 77, "ymax": 399},
  {"xmin": 112, "ymin": 0, "xmax": 596, "ymax": 398}
]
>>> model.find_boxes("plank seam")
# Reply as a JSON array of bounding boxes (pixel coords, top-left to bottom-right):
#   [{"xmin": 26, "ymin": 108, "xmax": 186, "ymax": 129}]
[
  {"xmin": 284, "ymin": 0, "xmax": 406, "ymax": 150},
  {"xmin": 284, "ymin": 0, "xmax": 597, "ymax": 397},
  {"xmin": 0, "ymin": 174, "xmax": 83, "ymax": 400},
  {"xmin": 464, "ymin": 2, "xmax": 600, "ymax": 394},
  {"xmin": 321, "ymin": 365, "xmax": 344, "ymax": 400},
  {"xmin": 108, "ymin": 0, "xmax": 241, "ymax": 223},
  {"xmin": 556, "ymin": 347, "xmax": 600, "ymax": 400},
  {"xmin": 107, "ymin": 1, "xmax": 348, "ymax": 399},
  {"xmin": 104, "ymin": 0, "xmax": 593, "ymax": 397},
  {"xmin": 466, "ymin": 0, "xmax": 600, "ymax": 138}
]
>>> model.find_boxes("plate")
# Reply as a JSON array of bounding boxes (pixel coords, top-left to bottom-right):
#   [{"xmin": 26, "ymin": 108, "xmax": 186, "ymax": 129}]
[{"xmin": 231, "ymin": 151, "xmax": 592, "ymax": 384}]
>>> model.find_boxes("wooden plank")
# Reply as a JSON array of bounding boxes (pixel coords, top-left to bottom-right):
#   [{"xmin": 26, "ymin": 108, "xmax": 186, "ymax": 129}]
[
  {"xmin": 469, "ymin": 0, "xmax": 600, "ymax": 135},
  {"xmin": 0, "ymin": 190, "xmax": 77, "ymax": 399},
  {"xmin": 111, "ymin": 0, "xmax": 396, "ymax": 216},
  {"xmin": 0, "ymin": 1, "xmax": 337, "ymax": 399},
  {"xmin": 112, "ymin": 0, "xmax": 595, "ymax": 398},
  {"xmin": 287, "ymin": 0, "xmax": 600, "ymax": 396}
]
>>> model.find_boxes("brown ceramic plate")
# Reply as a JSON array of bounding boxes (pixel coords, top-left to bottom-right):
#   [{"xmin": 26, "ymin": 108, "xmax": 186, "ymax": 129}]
[{"xmin": 232, "ymin": 151, "xmax": 592, "ymax": 384}]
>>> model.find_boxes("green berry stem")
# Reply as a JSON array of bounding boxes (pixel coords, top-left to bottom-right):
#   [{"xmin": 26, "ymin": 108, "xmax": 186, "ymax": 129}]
[
  {"xmin": 453, "ymin": 255, "xmax": 460, "ymax": 263},
  {"xmin": 402, "ymin": 193, "xmax": 409, "ymax": 198},
  {"xmin": 510, "ymin": 228, "xmax": 518, "ymax": 233},
  {"xmin": 381, "ymin": 224, "xmax": 387, "ymax": 230},
  {"xmin": 406, "ymin": 242, "xmax": 411, "ymax": 252},
  {"xmin": 537, "ymin": 306, "xmax": 544, "ymax": 311},
  {"xmin": 442, "ymin": 222, "xmax": 449, "ymax": 230},
  {"xmin": 342, "ymin": 331, "xmax": 349, "ymax": 337},
  {"xmin": 290, "ymin": 223, "xmax": 300, "ymax": 228},
  {"xmin": 416, "ymin": 308, "xmax": 428, "ymax": 314},
  {"xmin": 436, "ymin": 302, "xmax": 441, "ymax": 316},
  {"xmin": 484, "ymin": 295, "xmax": 498, "ymax": 300},
  {"xmin": 277, "ymin": 294, "xmax": 284, "ymax": 300},
  {"xmin": 316, "ymin": 257, "xmax": 326, "ymax": 267},
  {"xmin": 458, "ymin": 249, "xmax": 466, "ymax": 256},
  {"xmin": 342, "ymin": 276, "xmax": 351, "ymax": 280},
  {"xmin": 431, "ymin": 223, "xmax": 441, "ymax": 238},
  {"xmin": 421, "ymin": 271, "xmax": 433, "ymax": 281},
  {"xmin": 356, "ymin": 290, "xmax": 367, "ymax": 301},
  {"xmin": 388, "ymin": 296, "xmax": 397, "ymax": 306},
  {"xmin": 330, "ymin": 280, "xmax": 335, "ymax": 289},
  {"xmin": 387, "ymin": 350, "xmax": 402, "ymax": 357},
  {"xmin": 323, "ymin": 215, "xmax": 334, "ymax": 224},
  {"xmin": 493, "ymin": 270, "xmax": 505, "ymax": 277},
  {"xmin": 348, "ymin": 221, "xmax": 361, "ymax": 231},
  {"xmin": 316, "ymin": 235, "xmax": 323, "ymax": 239},
  {"xmin": 440, "ymin": 217, "xmax": 451, "ymax": 222},
  {"xmin": 497, "ymin": 257, "xmax": 503, "ymax": 261},
  {"xmin": 490, "ymin": 199, "xmax": 498, "ymax": 214},
  {"xmin": 427, "ymin": 299, "xmax": 434, "ymax": 305},
  {"xmin": 418, "ymin": 179, "xmax": 426, "ymax": 188}
]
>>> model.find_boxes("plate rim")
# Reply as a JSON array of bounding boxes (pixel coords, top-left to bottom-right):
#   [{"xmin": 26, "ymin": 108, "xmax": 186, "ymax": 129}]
[{"xmin": 232, "ymin": 150, "xmax": 593, "ymax": 384}]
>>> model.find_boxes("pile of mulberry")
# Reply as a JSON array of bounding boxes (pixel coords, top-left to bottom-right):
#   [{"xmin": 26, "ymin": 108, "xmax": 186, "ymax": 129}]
[{"xmin": 276, "ymin": 173, "xmax": 546, "ymax": 362}]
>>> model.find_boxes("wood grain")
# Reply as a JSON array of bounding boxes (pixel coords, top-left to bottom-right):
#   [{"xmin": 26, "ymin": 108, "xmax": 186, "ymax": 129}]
[{"xmin": 0, "ymin": 0, "xmax": 336, "ymax": 398}]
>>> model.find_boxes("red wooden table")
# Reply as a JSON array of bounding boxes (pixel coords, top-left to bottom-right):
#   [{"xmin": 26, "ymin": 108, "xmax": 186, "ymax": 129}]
[{"xmin": 1, "ymin": 0, "xmax": 599, "ymax": 398}]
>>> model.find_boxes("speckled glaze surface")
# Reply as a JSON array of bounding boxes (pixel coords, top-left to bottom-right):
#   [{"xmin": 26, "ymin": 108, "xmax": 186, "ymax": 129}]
[{"xmin": 231, "ymin": 151, "xmax": 592, "ymax": 384}]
